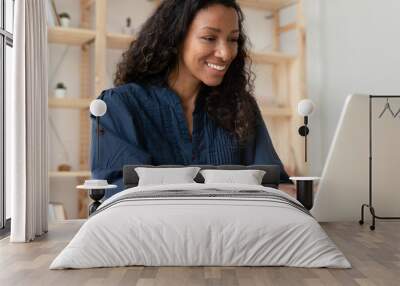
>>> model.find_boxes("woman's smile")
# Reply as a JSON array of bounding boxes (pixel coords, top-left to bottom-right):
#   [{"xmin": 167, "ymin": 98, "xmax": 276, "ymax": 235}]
[{"xmin": 205, "ymin": 61, "xmax": 227, "ymax": 76}]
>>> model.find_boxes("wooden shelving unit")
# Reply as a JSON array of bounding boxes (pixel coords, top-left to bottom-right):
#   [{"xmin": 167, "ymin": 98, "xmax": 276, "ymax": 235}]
[
  {"xmin": 49, "ymin": 171, "xmax": 91, "ymax": 178},
  {"xmin": 48, "ymin": 26, "xmax": 95, "ymax": 46},
  {"xmin": 260, "ymin": 106, "xmax": 292, "ymax": 117},
  {"xmin": 238, "ymin": 0, "xmax": 296, "ymax": 10},
  {"xmin": 48, "ymin": 97, "xmax": 91, "ymax": 109},
  {"xmin": 48, "ymin": 0, "xmax": 308, "ymax": 217},
  {"xmin": 50, "ymin": 28, "xmax": 294, "ymax": 64},
  {"xmin": 107, "ymin": 33, "xmax": 136, "ymax": 49},
  {"xmin": 251, "ymin": 51, "xmax": 295, "ymax": 64}
]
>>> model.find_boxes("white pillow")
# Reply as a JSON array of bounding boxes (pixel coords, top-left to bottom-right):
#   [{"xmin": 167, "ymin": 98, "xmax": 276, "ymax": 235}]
[
  {"xmin": 135, "ymin": 167, "xmax": 201, "ymax": 186},
  {"xmin": 200, "ymin": 169, "xmax": 266, "ymax": 185}
]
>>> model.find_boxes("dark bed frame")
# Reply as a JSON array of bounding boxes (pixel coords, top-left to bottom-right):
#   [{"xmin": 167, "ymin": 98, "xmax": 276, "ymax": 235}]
[{"xmin": 123, "ymin": 164, "xmax": 282, "ymax": 189}]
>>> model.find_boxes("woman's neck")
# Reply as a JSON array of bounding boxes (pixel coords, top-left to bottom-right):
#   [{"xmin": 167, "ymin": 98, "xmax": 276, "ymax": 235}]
[{"xmin": 168, "ymin": 66, "xmax": 201, "ymax": 108}]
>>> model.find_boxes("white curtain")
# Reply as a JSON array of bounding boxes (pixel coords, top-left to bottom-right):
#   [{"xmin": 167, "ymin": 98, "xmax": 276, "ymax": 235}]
[{"xmin": 8, "ymin": 0, "xmax": 49, "ymax": 242}]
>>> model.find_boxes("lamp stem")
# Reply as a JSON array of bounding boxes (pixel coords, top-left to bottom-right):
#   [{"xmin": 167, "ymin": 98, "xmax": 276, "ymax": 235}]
[
  {"xmin": 305, "ymin": 134, "xmax": 308, "ymax": 162},
  {"xmin": 96, "ymin": 117, "xmax": 100, "ymax": 163},
  {"xmin": 304, "ymin": 116, "xmax": 308, "ymax": 162}
]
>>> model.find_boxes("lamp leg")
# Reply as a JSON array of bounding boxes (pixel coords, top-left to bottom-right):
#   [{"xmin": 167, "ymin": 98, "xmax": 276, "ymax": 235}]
[
  {"xmin": 96, "ymin": 117, "xmax": 100, "ymax": 162},
  {"xmin": 298, "ymin": 121, "xmax": 309, "ymax": 163},
  {"xmin": 88, "ymin": 188, "xmax": 105, "ymax": 215},
  {"xmin": 296, "ymin": 180, "xmax": 313, "ymax": 210},
  {"xmin": 305, "ymin": 134, "xmax": 307, "ymax": 162}
]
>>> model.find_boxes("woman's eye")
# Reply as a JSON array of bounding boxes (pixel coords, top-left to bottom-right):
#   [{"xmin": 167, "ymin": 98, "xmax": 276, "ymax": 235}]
[
  {"xmin": 202, "ymin": 37, "xmax": 215, "ymax": 42},
  {"xmin": 201, "ymin": 37, "xmax": 239, "ymax": 43}
]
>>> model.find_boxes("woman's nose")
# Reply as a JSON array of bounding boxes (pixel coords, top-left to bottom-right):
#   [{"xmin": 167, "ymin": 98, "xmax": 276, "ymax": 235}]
[{"xmin": 215, "ymin": 42, "xmax": 234, "ymax": 62}]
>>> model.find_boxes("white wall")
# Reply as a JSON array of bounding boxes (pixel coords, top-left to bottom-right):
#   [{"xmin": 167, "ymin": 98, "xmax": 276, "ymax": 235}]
[
  {"xmin": 317, "ymin": 0, "xmax": 400, "ymax": 167},
  {"xmin": 304, "ymin": 0, "xmax": 323, "ymax": 176}
]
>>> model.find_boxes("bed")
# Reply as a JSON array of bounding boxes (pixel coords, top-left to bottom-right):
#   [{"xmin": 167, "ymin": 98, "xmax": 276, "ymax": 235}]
[{"xmin": 50, "ymin": 165, "xmax": 351, "ymax": 269}]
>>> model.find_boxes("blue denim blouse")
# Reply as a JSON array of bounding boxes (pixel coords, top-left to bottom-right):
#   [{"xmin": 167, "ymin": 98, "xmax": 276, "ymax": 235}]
[{"xmin": 90, "ymin": 82, "xmax": 290, "ymax": 197}]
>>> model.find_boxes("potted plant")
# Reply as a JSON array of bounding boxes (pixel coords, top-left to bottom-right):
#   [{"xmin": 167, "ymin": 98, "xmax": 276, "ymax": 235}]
[
  {"xmin": 59, "ymin": 12, "xmax": 71, "ymax": 27},
  {"xmin": 122, "ymin": 17, "xmax": 135, "ymax": 35},
  {"xmin": 54, "ymin": 82, "xmax": 67, "ymax": 98}
]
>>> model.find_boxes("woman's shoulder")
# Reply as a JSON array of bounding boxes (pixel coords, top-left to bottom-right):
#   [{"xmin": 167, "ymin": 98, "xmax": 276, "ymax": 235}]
[
  {"xmin": 99, "ymin": 82, "xmax": 178, "ymax": 108},
  {"xmin": 99, "ymin": 82, "xmax": 149, "ymax": 100},
  {"xmin": 92, "ymin": 84, "xmax": 160, "ymax": 121}
]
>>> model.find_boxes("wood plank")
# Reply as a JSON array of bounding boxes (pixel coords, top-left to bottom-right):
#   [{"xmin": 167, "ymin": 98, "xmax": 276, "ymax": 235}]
[
  {"xmin": 83, "ymin": 0, "xmax": 95, "ymax": 10},
  {"xmin": 260, "ymin": 106, "xmax": 292, "ymax": 117},
  {"xmin": 48, "ymin": 26, "xmax": 95, "ymax": 46},
  {"xmin": 238, "ymin": 0, "xmax": 297, "ymax": 11},
  {"xmin": 273, "ymin": 11, "xmax": 280, "ymax": 51},
  {"xmin": 279, "ymin": 22, "xmax": 298, "ymax": 33},
  {"xmin": 250, "ymin": 51, "xmax": 295, "ymax": 65},
  {"xmin": 79, "ymin": 0, "xmax": 94, "ymax": 219},
  {"xmin": 107, "ymin": 33, "xmax": 136, "ymax": 50},
  {"xmin": 48, "ymin": 97, "xmax": 91, "ymax": 109},
  {"xmin": 49, "ymin": 171, "xmax": 91, "ymax": 178},
  {"xmin": 94, "ymin": 0, "xmax": 107, "ymax": 96}
]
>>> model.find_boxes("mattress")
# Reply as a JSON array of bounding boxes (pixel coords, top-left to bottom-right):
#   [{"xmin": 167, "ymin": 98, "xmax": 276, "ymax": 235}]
[{"xmin": 50, "ymin": 183, "xmax": 351, "ymax": 269}]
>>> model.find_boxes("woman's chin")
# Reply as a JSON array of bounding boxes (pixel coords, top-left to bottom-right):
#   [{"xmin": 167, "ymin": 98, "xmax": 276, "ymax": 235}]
[{"xmin": 202, "ymin": 77, "xmax": 224, "ymax": 87}]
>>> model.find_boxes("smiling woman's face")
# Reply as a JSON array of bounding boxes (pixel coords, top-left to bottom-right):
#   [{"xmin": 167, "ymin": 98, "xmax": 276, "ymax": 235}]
[{"xmin": 179, "ymin": 4, "xmax": 240, "ymax": 87}]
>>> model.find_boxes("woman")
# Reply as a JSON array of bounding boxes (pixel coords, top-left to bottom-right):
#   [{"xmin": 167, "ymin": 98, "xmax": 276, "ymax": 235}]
[{"xmin": 91, "ymin": 0, "xmax": 290, "ymax": 198}]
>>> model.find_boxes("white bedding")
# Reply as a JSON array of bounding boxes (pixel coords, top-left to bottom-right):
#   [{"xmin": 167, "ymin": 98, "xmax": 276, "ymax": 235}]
[{"xmin": 50, "ymin": 183, "xmax": 351, "ymax": 269}]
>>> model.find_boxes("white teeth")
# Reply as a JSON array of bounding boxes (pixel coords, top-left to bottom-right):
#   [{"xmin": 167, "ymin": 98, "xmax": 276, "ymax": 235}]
[{"xmin": 207, "ymin": 62, "xmax": 226, "ymax": 71}]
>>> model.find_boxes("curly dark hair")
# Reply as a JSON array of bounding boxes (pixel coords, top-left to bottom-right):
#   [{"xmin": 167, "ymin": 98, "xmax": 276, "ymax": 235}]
[{"xmin": 114, "ymin": 0, "xmax": 259, "ymax": 145}]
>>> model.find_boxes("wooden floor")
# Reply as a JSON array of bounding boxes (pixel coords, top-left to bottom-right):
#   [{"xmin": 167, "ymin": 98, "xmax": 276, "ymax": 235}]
[{"xmin": 0, "ymin": 220, "xmax": 399, "ymax": 286}]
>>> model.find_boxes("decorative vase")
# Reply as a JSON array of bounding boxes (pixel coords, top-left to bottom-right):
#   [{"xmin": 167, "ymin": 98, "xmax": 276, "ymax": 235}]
[
  {"xmin": 54, "ymin": 87, "xmax": 66, "ymax": 98},
  {"xmin": 54, "ymin": 82, "xmax": 67, "ymax": 98},
  {"xmin": 59, "ymin": 13, "xmax": 71, "ymax": 27}
]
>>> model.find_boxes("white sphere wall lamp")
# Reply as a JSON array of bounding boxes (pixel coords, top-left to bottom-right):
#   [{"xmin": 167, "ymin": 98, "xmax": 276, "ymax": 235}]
[{"xmin": 297, "ymin": 99, "xmax": 315, "ymax": 162}]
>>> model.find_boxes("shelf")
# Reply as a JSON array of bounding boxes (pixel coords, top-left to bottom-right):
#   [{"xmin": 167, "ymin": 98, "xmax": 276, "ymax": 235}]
[
  {"xmin": 105, "ymin": 33, "xmax": 295, "ymax": 63},
  {"xmin": 47, "ymin": 27, "xmax": 136, "ymax": 49},
  {"xmin": 48, "ymin": 26, "xmax": 96, "ymax": 46},
  {"xmin": 48, "ymin": 97, "xmax": 92, "ymax": 109},
  {"xmin": 49, "ymin": 171, "xmax": 91, "ymax": 178},
  {"xmin": 260, "ymin": 106, "xmax": 292, "ymax": 117},
  {"xmin": 238, "ymin": 0, "xmax": 297, "ymax": 11},
  {"xmin": 107, "ymin": 33, "xmax": 135, "ymax": 49},
  {"xmin": 250, "ymin": 51, "xmax": 295, "ymax": 64},
  {"xmin": 279, "ymin": 22, "xmax": 298, "ymax": 33},
  {"xmin": 83, "ymin": 0, "xmax": 95, "ymax": 10}
]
